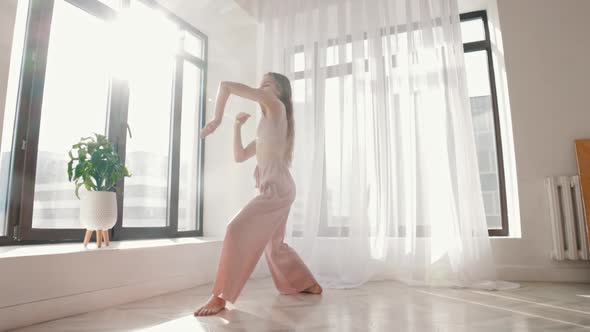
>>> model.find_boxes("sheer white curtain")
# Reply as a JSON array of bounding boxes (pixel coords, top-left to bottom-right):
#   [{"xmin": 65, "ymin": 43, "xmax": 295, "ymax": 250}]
[{"xmin": 257, "ymin": 0, "xmax": 514, "ymax": 290}]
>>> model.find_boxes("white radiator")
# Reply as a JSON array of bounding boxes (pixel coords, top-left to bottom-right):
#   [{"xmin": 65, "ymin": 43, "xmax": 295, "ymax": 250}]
[{"xmin": 545, "ymin": 176, "xmax": 589, "ymax": 261}]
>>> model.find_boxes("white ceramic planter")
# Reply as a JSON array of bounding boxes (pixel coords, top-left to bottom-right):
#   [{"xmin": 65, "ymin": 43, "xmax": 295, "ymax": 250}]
[{"xmin": 80, "ymin": 191, "xmax": 117, "ymax": 230}]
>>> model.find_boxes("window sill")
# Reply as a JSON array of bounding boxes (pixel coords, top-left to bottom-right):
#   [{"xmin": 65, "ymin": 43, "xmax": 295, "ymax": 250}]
[
  {"xmin": 0, "ymin": 237, "xmax": 222, "ymax": 259},
  {"xmin": 489, "ymin": 234, "xmax": 522, "ymax": 239}
]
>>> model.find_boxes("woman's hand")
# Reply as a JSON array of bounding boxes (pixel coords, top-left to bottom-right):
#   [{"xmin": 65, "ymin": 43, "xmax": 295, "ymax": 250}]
[
  {"xmin": 235, "ymin": 112, "xmax": 251, "ymax": 127},
  {"xmin": 200, "ymin": 118, "xmax": 221, "ymax": 139}
]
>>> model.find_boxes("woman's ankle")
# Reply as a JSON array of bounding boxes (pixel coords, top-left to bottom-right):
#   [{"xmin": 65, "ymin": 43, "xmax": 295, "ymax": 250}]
[{"xmin": 211, "ymin": 294, "xmax": 226, "ymax": 303}]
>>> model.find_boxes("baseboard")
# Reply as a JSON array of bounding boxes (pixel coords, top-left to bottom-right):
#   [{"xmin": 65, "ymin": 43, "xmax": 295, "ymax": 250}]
[{"xmin": 496, "ymin": 264, "xmax": 590, "ymax": 283}]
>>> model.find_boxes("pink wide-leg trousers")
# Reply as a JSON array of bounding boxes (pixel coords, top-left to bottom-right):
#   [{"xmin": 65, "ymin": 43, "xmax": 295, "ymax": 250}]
[{"xmin": 212, "ymin": 164, "xmax": 317, "ymax": 303}]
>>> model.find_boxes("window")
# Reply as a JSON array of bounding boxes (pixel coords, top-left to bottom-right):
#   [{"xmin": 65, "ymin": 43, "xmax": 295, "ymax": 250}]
[
  {"xmin": 0, "ymin": 0, "xmax": 207, "ymax": 245},
  {"xmin": 178, "ymin": 61, "xmax": 204, "ymax": 232},
  {"xmin": 32, "ymin": 0, "xmax": 112, "ymax": 230},
  {"xmin": 122, "ymin": 1, "xmax": 178, "ymax": 229},
  {"xmin": 460, "ymin": 11, "xmax": 508, "ymax": 236},
  {"xmin": 0, "ymin": 0, "xmax": 29, "ymax": 240},
  {"xmin": 291, "ymin": 10, "xmax": 508, "ymax": 237}
]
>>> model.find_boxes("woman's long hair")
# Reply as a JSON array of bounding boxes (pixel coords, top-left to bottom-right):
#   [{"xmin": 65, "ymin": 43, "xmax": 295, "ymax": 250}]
[{"xmin": 270, "ymin": 72, "xmax": 294, "ymax": 166}]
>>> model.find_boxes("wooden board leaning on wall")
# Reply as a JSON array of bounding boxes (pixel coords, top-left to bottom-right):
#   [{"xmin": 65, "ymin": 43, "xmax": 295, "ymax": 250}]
[{"xmin": 575, "ymin": 139, "xmax": 590, "ymax": 243}]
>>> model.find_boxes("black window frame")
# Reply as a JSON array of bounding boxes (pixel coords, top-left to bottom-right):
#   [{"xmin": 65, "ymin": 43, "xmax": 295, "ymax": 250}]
[
  {"xmin": 0, "ymin": 0, "xmax": 207, "ymax": 246},
  {"xmin": 460, "ymin": 10, "xmax": 509, "ymax": 237}
]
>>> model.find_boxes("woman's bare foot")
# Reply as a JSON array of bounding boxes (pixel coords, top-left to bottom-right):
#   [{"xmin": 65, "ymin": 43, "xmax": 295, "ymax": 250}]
[
  {"xmin": 194, "ymin": 295, "xmax": 226, "ymax": 316},
  {"xmin": 301, "ymin": 283, "xmax": 323, "ymax": 294}
]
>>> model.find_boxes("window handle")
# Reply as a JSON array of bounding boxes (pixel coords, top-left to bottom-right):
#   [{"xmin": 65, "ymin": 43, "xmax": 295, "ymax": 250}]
[{"xmin": 126, "ymin": 123, "xmax": 132, "ymax": 139}]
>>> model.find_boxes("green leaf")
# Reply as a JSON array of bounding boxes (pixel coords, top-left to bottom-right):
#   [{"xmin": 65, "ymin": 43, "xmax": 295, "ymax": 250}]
[
  {"xmin": 83, "ymin": 175, "xmax": 94, "ymax": 191},
  {"xmin": 73, "ymin": 163, "xmax": 84, "ymax": 181},
  {"xmin": 67, "ymin": 161, "xmax": 73, "ymax": 181},
  {"xmin": 78, "ymin": 148, "xmax": 87, "ymax": 161},
  {"xmin": 68, "ymin": 150, "xmax": 77, "ymax": 160},
  {"xmin": 75, "ymin": 182, "xmax": 84, "ymax": 199}
]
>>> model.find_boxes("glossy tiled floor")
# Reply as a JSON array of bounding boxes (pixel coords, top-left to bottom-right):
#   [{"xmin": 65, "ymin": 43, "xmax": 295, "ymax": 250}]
[{"xmin": 11, "ymin": 278, "xmax": 590, "ymax": 331}]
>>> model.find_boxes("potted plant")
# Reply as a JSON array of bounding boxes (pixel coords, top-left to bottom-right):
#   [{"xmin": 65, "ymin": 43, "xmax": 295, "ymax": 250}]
[{"xmin": 68, "ymin": 133, "xmax": 131, "ymax": 248}]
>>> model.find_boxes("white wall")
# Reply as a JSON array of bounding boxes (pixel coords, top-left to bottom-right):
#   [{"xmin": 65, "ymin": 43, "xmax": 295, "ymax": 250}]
[
  {"xmin": 460, "ymin": 0, "xmax": 590, "ymax": 281},
  {"xmin": 496, "ymin": 0, "xmax": 590, "ymax": 281}
]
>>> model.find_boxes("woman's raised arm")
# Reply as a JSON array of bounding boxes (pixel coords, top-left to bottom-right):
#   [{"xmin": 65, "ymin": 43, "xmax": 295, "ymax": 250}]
[{"xmin": 200, "ymin": 81, "xmax": 279, "ymax": 139}]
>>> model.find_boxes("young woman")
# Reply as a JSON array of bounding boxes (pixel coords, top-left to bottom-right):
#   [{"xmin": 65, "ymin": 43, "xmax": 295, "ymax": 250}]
[{"xmin": 195, "ymin": 73, "xmax": 322, "ymax": 316}]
